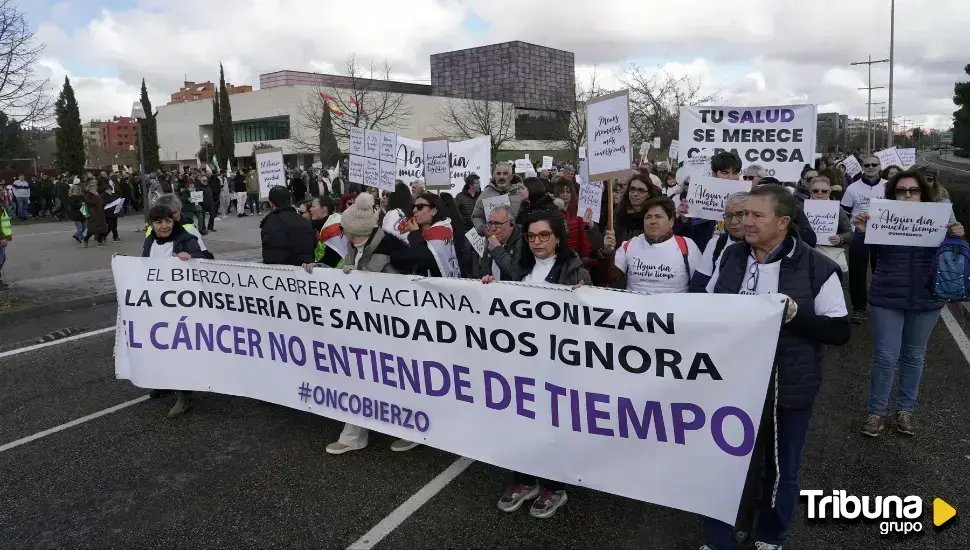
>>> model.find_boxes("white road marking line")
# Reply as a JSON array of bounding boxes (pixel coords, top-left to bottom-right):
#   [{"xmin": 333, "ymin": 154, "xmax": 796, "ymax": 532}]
[
  {"xmin": 347, "ymin": 456, "xmax": 475, "ymax": 550},
  {"xmin": 0, "ymin": 326, "xmax": 115, "ymax": 359},
  {"xmin": 942, "ymin": 305, "xmax": 970, "ymax": 363},
  {"xmin": 9, "ymin": 229, "xmax": 74, "ymax": 237},
  {"xmin": 0, "ymin": 395, "xmax": 150, "ymax": 454}
]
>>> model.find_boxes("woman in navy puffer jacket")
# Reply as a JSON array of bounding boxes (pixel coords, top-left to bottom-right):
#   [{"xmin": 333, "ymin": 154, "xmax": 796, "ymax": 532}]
[{"xmin": 853, "ymin": 170, "xmax": 965, "ymax": 438}]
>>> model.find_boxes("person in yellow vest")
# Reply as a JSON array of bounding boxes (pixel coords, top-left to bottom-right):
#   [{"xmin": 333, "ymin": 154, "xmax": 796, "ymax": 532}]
[
  {"xmin": 0, "ymin": 204, "xmax": 10, "ymax": 290},
  {"xmin": 143, "ymin": 194, "xmax": 210, "ymax": 256}
]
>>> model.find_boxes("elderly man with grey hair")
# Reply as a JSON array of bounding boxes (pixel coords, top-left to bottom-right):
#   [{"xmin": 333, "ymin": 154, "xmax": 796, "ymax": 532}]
[
  {"xmin": 743, "ymin": 164, "xmax": 767, "ymax": 186},
  {"xmin": 470, "ymin": 203, "xmax": 527, "ymax": 280},
  {"xmin": 690, "ymin": 192, "xmax": 749, "ymax": 292},
  {"xmin": 472, "ymin": 162, "xmax": 523, "ymax": 235}
]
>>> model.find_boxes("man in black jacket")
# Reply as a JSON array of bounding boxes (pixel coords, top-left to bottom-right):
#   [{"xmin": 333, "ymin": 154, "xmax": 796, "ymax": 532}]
[
  {"xmin": 701, "ymin": 184, "xmax": 850, "ymax": 550},
  {"xmin": 206, "ymin": 171, "xmax": 222, "ymax": 232},
  {"xmin": 261, "ymin": 186, "xmax": 316, "ymax": 266}
]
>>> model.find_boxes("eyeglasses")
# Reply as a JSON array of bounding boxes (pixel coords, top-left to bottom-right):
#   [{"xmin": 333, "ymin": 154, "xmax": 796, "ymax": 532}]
[
  {"xmin": 811, "ymin": 188, "xmax": 830, "ymax": 195},
  {"xmin": 746, "ymin": 261, "xmax": 760, "ymax": 293},
  {"xmin": 412, "ymin": 203, "xmax": 430, "ymax": 211},
  {"xmin": 895, "ymin": 186, "xmax": 921, "ymax": 197},
  {"xmin": 628, "ymin": 187, "xmax": 650, "ymax": 196},
  {"xmin": 863, "ymin": 163, "xmax": 880, "ymax": 168},
  {"xmin": 486, "ymin": 220, "xmax": 511, "ymax": 228},
  {"xmin": 723, "ymin": 212, "xmax": 745, "ymax": 222},
  {"xmin": 526, "ymin": 231, "xmax": 554, "ymax": 242},
  {"xmin": 743, "ymin": 175, "xmax": 757, "ymax": 181}
]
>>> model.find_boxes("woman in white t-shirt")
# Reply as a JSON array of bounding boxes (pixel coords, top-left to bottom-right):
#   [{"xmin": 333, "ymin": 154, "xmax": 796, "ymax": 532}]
[{"xmin": 598, "ymin": 195, "xmax": 702, "ymax": 293}]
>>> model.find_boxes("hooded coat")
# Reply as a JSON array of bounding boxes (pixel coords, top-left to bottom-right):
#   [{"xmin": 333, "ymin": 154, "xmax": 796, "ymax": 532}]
[{"xmin": 471, "ymin": 181, "xmax": 523, "ymax": 235}]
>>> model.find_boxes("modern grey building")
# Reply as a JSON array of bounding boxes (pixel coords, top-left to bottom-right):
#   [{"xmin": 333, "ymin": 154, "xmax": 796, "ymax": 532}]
[{"xmin": 431, "ymin": 41, "xmax": 575, "ymax": 140}]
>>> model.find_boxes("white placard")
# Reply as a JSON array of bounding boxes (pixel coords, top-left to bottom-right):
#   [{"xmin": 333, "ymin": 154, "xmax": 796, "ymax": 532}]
[
  {"xmin": 378, "ymin": 161, "xmax": 396, "ymax": 192},
  {"xmin": 541, "ymin": 156, "xmax": 553, "ymax": 170},
  {"xmin": 514, "ymin": 159, "xmax": 533, "ymax": 174},
  {"xmin": 686, "ymin": 176, "xmax": 751, "ymax": 221},
  {"xmin": 189, "ymin": 191, "xmax": 203, "ymax": 204},
  {"xmin": 422, "ymin": 138, "xmax": 451, "ymax": 190},
  {"xmin": 363, "ymin": 157, "xmax": 380, "ymax": 188},
  {"xmin": 678, "ymin": 104, "xmax": 817, "ymax": 182},
  {"xmin": 669, "ymin": 140, "xmax": 680, "ymax": 161},
  {"xmin": 578, "ymin": 179, "xmax": 603, "ymax": 223},
  {"xmin": 348, "ymin": 155, "xmax": 365, "ymax": 185},
  {"xmin": 683, "ymin": 154, "xmax": 712, "ymax": 177},
  {"xmin": 524, "ymin": 153, "xmax": 530, "ymax": 161},
  {"xmin": 897, "ymin": 148, "xmax": 916, "ymax": 169},
  {"xmin": 349, "ymin": 127, "xmax": 365, "ymax": 157},
  {"xmin": 864, "ymin": 199, "xmax": 953, "ymax": 247},
  {"xmin": 449, "ymin": 135, "xmax": 492, "ymax": 191},
  {"xmin": 113, "ymin": 256, "xmax": 783, "ymax": 525},
  {"xmin": 465, "ymin": 228, "xmax": 487, "ymax": 258},
  {"xmin": 586, "ymin": 90, "xmax": 631, "ymax": 181},
  {"xmin": 255, "ymin": 148, "xmax": 285, "ymax": 199},
  {"xmin": 579, "ymin": 147, "xmax": 587, "ymax": 160},
  {"xmin": 803, "ymin": 199, "xmax": 840, "ymax": 241},
  {"xmin": 396, "ymin": 136, "xmax": 423, "ymax": 186},
  {"xmin": 364, "ymin": 129, "xmax": 381, "ymax": 160},
  {"xmin": 482, "ymin": 194, "xmax": 512, "ymax": 218},
  {"xmin": 111, "ymin": 164, "xmax": 119, "ymax": 173},
  {"xmin": 639, "ymin": 142, "xmax": 649, "ymax": 157},
  {"xmin": 874, "ymin": 147, "xmax": 904, "ymax": 169},
  {"xmin": 840, "ymin": 155, "xmax": 862, "ymax": 179},
  {"xmin": 653, "ymin": 137, "xmax": 661, "ymax": 149},
  {"xmin": 380, "ymin": 132, "xmax": 398, "ymax": 164}
]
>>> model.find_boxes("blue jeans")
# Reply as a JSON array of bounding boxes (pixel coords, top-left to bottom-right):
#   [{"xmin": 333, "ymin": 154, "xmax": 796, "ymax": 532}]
[
  {"xmin": 867, "ymin": 306, "xmax": 942, "ymax": 415},
  {"xmin": 15, "ymin": 197, "xmax": 28, "ymax": 219},
  {"xmin": 73, "ymin": 220, "xmax": 86, "ymax": 241},
  {"xmin": 704, "ymin": 405, "xmax": 814, "ymax": 549}
]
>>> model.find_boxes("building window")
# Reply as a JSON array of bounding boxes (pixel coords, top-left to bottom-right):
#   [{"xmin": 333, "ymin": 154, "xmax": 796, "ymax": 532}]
[
  {"xmin": 514, "ymin": 108, "xmax": 568, "ymax": 141},
  {"xmin": 233, "ymin": 116, "xmax": 291, "ymax": 143}
]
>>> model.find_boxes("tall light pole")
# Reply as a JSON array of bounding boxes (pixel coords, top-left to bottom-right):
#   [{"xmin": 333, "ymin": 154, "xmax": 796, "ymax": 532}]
[
  {"xmin": 886, "ymin": 0, "xmax": 896, "ymax": 149},
  {"xmin": 851, "ymin": 55, "xmax": 889, "ymax": 153},
  {"xmin": 131, "ymin": 101, "xmax": 148, "ymax": 223}
]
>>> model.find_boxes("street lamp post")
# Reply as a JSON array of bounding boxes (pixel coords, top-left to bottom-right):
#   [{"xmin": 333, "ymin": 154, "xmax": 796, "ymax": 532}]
[
  {"xmin": 887, "ymin": 0, "xmax": 896, "ymax": 149},
  {"xmin": 131, "ymin": 102, "xmax": 148, "ymax": 224}
]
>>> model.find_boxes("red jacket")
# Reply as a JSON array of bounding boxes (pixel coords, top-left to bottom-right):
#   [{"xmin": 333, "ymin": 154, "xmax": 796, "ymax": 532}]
[{"xmin": 562, "ymin": 209, "xmax": 592, "ymax": 261}]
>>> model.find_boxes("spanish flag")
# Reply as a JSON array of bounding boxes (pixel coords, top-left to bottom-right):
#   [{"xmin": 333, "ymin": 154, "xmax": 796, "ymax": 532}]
[{"xmin": 319, "ymin": 93, "xmax": 345, "ymax": 118}]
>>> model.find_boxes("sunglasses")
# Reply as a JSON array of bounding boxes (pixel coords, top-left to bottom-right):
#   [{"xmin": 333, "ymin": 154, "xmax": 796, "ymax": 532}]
[
  {"xmin": 863, "ymin": 163, "xmax": 880, "ymax": 168},
  {"xmin": 895, "ymin": 187, "xmax": 920, "ymax": 197},
  {"xmin": 811, "ymin": 188, "xmax": 830, "ymax": 194},
  {"xmin": 743, "ymin": 175, "xmax": 757, "ymax": 181},
  {"xmin": 412, "ymin": 203, "xmax": 430, "ymax": 211}
]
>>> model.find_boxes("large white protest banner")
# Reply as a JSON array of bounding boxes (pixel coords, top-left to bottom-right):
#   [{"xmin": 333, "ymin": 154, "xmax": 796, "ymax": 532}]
[
  {"xmin": 396, "ymin": 136, "xmax": 424, "ymax": 185},
  {"xmin": 897, "ymin": 148, "xmax": 917, "ymax": 169},
  {"xmin": 113, "ymin": 256, "xmax": 783, "ymax": 524},
  {"xmin": 874, "ymin": 147, "xmax": 904, "ymax": 170},
  {"xmin": 586, "ymin": 90, "xmax": 632, "ymax": 181},
  {"xmin": 255, "ymin": 148, "xmax": 284, "ymax": 199},
  {"xmin": 396, "ymin": 136, "xmax": 491, "ymax": 190},
  {"xmin": 864, "ymin": 199, "xmax": 953, "ymax": 247},
  {"xmin": 803, "ymin": 200, "xmax": 840, "ymax": 241},
  {"xmin": 578, "ymin": 179, "xmax": 603, "ymax": 222},
  {"xmin": 423, "ymin": 138, "xmax": 451, "ymax": 190},
  {"xmin": 840, "ymin": 155, "xmax": 862, "ymax": 179},
  {"xmin": 678, "ymin": 105, "xmax": 817, "ymax": 182},
  {"xmin": 685, "ymin": 176, "xmax": 750, "ymax": 221}
]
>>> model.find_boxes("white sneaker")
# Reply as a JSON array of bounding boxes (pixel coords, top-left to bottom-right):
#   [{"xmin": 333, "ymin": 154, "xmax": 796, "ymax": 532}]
[
  {"xmin": 326, "ymin": 441, "xmax": 367, "ymax": 455},
  {"xmin": 390, "ymin": 439, "xmax": 420, "ymax": 452}
]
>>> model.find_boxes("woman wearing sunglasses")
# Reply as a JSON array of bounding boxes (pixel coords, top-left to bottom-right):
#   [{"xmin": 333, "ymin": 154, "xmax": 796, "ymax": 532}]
[
  {"xmin": 853, "ymin": 170, "xmax": 965, "ymax": 437},
  {"xmin": 482, "ymin": 207, "xmax": 591, "ymax": 519}
]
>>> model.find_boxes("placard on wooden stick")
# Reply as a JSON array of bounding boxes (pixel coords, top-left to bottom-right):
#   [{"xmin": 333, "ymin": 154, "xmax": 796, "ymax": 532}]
[
  {"xmin": 585, "ymin": 89, "xmax": 632, "ymax": 182},
  {"xmin": 422, "ymin": 137, "xmax": 451, "ymax": 190}
]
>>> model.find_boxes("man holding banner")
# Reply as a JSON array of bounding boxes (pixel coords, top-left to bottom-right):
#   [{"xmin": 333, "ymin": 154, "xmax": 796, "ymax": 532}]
[{"xmin": 703, "ymin": 185, "xmax": 850, "ymax": 550}]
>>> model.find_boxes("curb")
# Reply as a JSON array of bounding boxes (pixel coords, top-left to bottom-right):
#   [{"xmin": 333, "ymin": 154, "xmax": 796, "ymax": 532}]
[{"xmin": 0, "ymin": 292, "xmax": 117, "ymax": 326}]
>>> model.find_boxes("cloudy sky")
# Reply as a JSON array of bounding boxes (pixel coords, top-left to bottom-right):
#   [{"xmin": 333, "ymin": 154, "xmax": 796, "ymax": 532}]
[{"xmin": 24, "ymin": 0, "xmax": 968, "ymax": 130}]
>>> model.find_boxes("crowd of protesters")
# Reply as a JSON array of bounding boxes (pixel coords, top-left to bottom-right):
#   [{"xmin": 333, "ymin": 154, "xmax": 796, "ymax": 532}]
[{"xmin": 3, "ymin": 147, "xmax": 964, "ymax": 549}]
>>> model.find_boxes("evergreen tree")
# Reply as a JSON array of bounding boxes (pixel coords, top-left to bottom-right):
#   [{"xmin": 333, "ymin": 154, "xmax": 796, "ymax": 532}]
[
  {"xmin": 218, "ymin": 63, "xmax": 235, "ymax": 169},
  {"xmin": 0, "ymin": 111, "xmax": 33, "ymax": 159},
  {"xmin": 319, "ymin": 103, "xmax": 340, "ymax": 169},
  {"xmin": 54, "ymin": 76, "xmax": 85, "ymax": 174},
  {"xmin": 139, "ymin": 78, "xmax": 161, "ymax": 172},
  {"xmin": 954, "ymin": 65, "xmax": 970, "ymax": 150},
  {"xmin": 210, "ymin": 93, "xmax": 221, "ymax": 167}
]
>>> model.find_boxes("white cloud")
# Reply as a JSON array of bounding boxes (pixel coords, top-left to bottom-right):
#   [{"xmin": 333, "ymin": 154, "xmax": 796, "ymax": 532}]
[{"xmin": 30, "ymin": 0, "xmax": 968, "ymax": 129}]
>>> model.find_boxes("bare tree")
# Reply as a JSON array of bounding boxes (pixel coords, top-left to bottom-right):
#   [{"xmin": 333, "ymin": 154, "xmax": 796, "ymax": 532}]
[
  {"xmin": 294, "ymin": 54, "xmax": 413, "ymax": 153},
  {"xmin": 434, "ymin": 95, "xmax": 515, "ymax": 160},
  {"xmin": 621, "ymin": 65, "xmax": 719, "ymax": 151},
  {"xmin": 543, "ymin": 68, "xmax": 610, "ymax": 164},
  {"xmin": 0, "ymin": 0, "xmax": 52, "ymax": 125}
]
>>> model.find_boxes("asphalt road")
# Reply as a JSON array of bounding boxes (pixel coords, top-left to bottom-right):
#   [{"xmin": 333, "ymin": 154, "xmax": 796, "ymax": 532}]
[{"xmin": 1, "ymin": 298, "xmax": 969, "ymax": 549}]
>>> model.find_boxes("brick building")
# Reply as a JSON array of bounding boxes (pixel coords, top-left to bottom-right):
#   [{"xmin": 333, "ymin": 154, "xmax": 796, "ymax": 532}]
[
  {"xmin": 169, "ymin": 81, "xmax": 253, "ymax": 104},
  {"xmin": 100, "ymin": 116, "xmax": 137, "ymax": 153}
]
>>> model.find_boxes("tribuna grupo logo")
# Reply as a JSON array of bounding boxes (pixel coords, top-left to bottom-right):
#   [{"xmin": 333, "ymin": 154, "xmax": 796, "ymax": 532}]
[{"xmin": 801, "ymin": 490, "xmax": 923, "ymax": 535}]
